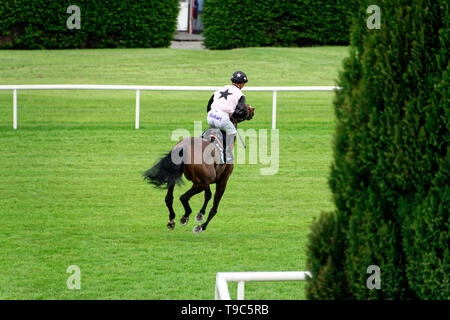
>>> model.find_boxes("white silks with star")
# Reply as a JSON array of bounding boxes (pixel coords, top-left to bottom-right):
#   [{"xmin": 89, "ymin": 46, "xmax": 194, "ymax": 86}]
[{"xmin": 210, "ymin": 84, "xmax": 244, "ymax": 115}]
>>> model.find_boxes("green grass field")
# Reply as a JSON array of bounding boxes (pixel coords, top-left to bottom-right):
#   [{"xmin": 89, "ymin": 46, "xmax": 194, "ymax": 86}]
[{"xmin": 0, "ymin": 47, "xmax": 348, "ymax": 299}]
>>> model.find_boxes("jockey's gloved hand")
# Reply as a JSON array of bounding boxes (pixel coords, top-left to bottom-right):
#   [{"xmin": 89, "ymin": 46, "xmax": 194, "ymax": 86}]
[{"xmin": 232, "ymin": 103, "xmax": 249, "ymax": 122}]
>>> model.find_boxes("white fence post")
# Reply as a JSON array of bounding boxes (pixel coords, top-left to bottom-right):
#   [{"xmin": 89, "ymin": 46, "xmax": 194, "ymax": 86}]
[
  {"xmin": 215, "ymin": 274, "xmax": 231, "ymax": 300},
  {"xmin": 237, "ymin": 281, "xmax": 245, "ymax": 300},
  {"xmin": 135, "ymin": 89, "xmax": 140, "ymax": 129},
  {"xmin": 13, "ymin": 89, "xmax": 17, "ymax": 130},
  {"xmin": 272, "ymin": 90, "xmax": 277, "ymax": 130}
]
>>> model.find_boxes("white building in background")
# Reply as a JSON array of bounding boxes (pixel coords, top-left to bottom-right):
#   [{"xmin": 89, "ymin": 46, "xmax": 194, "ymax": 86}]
[{"xmin": 177, "ymin": 0, "xmax": 204, "ymax": 34}]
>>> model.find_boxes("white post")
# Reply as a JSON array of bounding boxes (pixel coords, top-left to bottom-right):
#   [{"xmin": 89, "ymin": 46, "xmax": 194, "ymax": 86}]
[
  {"xmin": 214, "ymin": 284, "xmax": 220, "ymax": 300},
  {"xmin": 215, "ymin": 275, "xmax": 231, "ymax": 300},
  {"xmin": 135, "ymin": 90, "xmax": 140, "ymax": 129},
  {"xmin": 237, "ymin": 281, "xmax": 245, "ymax": 300},
  {"xmin": 272, "ymin": 91, "xmax": 277, "ymax": 130},
  {"xmin": 13, "ymin": 89, "xmax": 17, "ymax": 130}
]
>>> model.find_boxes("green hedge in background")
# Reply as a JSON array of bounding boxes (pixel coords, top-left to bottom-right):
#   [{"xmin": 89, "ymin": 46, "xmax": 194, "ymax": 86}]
[
  {"xmin": 0, "ymin": 0, "xmax": 179, "ymax": 49},
  {"xmin": 306, "ymin": 0, "xmax": 449, "ymax": 299},
  {"xmin": 202, "ymin": 0, "xmax": 359, "ymax": 49}
]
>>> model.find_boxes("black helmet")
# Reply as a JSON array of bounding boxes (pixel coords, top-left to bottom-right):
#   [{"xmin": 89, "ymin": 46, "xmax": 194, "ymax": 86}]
[{"xmin": 230, "ymin": 71, "xmax": 248, "ymax": 84}]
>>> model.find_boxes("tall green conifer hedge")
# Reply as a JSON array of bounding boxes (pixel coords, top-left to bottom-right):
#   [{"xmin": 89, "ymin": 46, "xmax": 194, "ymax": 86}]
[{"xmin": 306, "ymin": 0, "xmax": 449, "ymax": 299}]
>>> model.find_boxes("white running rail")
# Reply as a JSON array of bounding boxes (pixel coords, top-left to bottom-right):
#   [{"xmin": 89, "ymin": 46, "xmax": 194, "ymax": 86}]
[
  {"xmin": 215, "ymin": 271, "xmax": 312, "ymax": 300},
  {"xmin": 0, "ymin": 85, "xmax": 340, "ymax": 130}
]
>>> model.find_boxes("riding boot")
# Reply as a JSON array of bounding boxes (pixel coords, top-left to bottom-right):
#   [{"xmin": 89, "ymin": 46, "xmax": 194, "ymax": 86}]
[
  {"xmin": 218, "ymin": 130, "xmax": 225, "ymax": 164},
  {"xmin": 224, "ymin": 132, "xmax": 236, "ymax": 164}
]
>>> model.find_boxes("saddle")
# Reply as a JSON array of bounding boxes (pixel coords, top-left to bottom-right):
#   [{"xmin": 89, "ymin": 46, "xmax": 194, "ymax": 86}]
[{"xmin": 201, "ymin": 128, "xmax": 226, "ymax": 164}]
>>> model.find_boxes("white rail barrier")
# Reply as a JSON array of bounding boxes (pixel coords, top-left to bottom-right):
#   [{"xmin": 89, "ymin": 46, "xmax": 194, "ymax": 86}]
[
  {"xmin": 0, "ymin": 85, "xmax": 340, "ymax": 130},
  {"xmin": 215, "ymin": 271, "xmax": 312, "ymax": 300}
]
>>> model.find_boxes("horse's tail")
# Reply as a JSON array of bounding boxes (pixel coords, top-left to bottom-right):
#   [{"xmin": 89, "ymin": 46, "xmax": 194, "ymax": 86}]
[{"xmin": 143, "ymin": 148, "xmax": 184, "ymax": 189}]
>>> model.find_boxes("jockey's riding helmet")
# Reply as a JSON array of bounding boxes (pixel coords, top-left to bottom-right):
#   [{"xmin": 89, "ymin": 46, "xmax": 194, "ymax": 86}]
[{"xmin": 230, "ymin": 71, "xmax": 248, "ymax": 84}]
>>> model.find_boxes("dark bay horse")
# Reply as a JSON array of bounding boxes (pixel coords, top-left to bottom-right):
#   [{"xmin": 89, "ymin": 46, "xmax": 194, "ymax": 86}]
[{"xmin": 143, "ymin": 105, "xmax": 254, "ymax": 234}]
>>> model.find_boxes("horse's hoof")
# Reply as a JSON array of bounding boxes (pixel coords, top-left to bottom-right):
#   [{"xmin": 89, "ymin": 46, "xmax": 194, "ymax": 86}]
[
  {"xmin": 180, "ymin": 216, "xmax": 189, "ymax": 226},
  {"xmin": 196, "ymin": 213, "xmax": 204, "ymax": 223},
  {"xmin": 193, "ymin": 225, "xmax": 203, "ymax": 234},
  {"xmin": 167, "ymin": 221, "xmax": 175, "ymax": 230}
]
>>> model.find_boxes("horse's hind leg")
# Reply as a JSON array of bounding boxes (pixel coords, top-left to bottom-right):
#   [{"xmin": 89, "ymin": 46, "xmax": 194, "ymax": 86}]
[
  {"xmin": 179, "ymin": 184, "xmax": 205, "ymax": 226},
  {"xmin": 166, "ymin": 184, "xmax": 176, "ymax": 230},
  {"xmin": 196, "ymin": 186, "xmax": 212, "ymax": 223}
]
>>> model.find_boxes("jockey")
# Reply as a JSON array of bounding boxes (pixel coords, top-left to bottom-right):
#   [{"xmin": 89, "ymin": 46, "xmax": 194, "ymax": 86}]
[{"xmin": 206, "ymin": 71, "xmax": 249, "ymax": 163}]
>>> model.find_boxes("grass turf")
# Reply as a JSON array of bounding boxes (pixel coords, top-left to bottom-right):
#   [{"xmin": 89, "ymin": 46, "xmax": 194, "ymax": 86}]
[{"xmin": 0, "ymin": 47, "xmax": 347, "ymax": 299}]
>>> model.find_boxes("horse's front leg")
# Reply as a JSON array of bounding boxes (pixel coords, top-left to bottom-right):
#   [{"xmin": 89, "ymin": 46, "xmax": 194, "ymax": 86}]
[
  {"xmin": 193, "ymin": 184, "xmax": 225, "ymax": 233},
  {"xmin": 193, "ymin": 165, "xmax": 233, "ymax": 233},
  {"xmin": 195, "ymin": 186, "xmax": 212, "ymax": 223}
]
